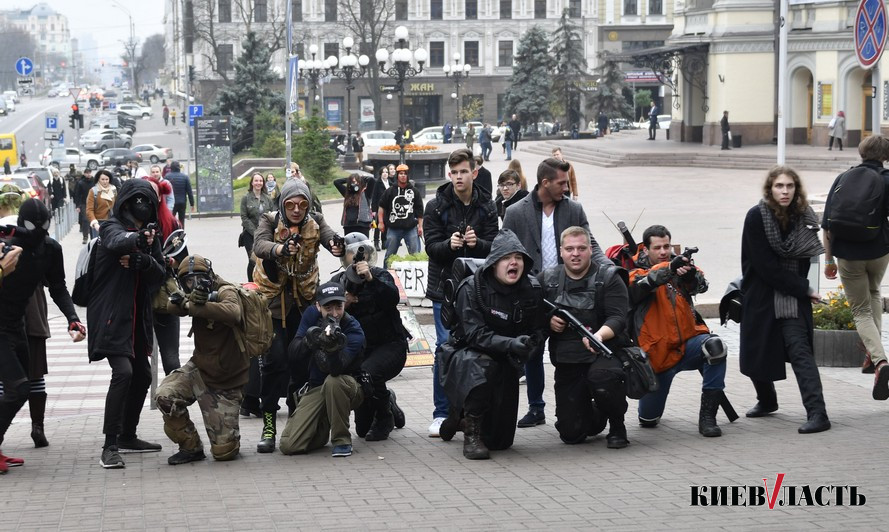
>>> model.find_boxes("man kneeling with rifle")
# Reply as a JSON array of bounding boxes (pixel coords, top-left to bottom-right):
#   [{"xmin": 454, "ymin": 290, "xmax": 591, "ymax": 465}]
[
  {"xmin": 628, "ymin": 225, "xmax": 729, "ymax": 437},
  {"xmin": 541, "ymin": 226, "xmax": 632, "ymax": 449}
]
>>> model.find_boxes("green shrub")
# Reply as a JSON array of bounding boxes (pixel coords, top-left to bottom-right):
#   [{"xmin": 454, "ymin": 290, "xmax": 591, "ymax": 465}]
[
  {"xmin": 386, "ymin": 250, "xmax": 429, "ymax": 269},
  {"xmin": 293, "ymin": 113, "xmax": 336, "ymax": 185},
  {"xmin": 256, "ymin": 135, "xmax": 286, "ymax": 158},
  {"xmin": 813, "ymin": 287, "xmax": 855, "ymax": 330}
]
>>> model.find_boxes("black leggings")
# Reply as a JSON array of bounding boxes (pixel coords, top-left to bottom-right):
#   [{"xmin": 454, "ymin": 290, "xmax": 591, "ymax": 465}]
[
  {"xmin": 261, "ymin": 310, "xmax": 301, "ymax": 413},
  {"xmin": 103, "ymin": 354, "xmax": 152, "ymax": 439},
  {"xmin": 153, "ymin": 312, "xmax": 181, "ymax": 375},
  {"xmin": 173, "ymin": 203, "xmax": 187, "ymax": 229}
]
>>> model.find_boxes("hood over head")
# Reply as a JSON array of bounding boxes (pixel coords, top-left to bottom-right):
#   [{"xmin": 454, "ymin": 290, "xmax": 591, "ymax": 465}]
[
  {"xmin": 483, "ymin": 228, "xmax": 534, "ymax": 274},
  {"xmin": 278, "ymin": 178, "xmax": 312, "ymax": 213},
  {"xmin": 113, "ymin": 179, "xmax": 159, "ymax": 226}
]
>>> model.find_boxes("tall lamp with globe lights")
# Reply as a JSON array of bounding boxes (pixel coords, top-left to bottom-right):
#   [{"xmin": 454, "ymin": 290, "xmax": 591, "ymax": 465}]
[
  {"xmin": 326, "ymin": 36, "xmax": 369, "ymax": 166},
  {"xmin": 443, "ymin": 52, "xmax": 471, "ymax": 137},
  {"xmin": 376, "ymin": 25, "xmax": 427, "ymax": 163},
  {"xmin": 298, "ymin": 44, "xmax": 333, "ymax": 115}
]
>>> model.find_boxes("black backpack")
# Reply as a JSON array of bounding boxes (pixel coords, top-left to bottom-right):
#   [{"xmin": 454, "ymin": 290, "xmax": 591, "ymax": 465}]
[
  {"xmin": 827, "ymin": 165, "xmax": 887, "ymax": 242},
  {"xmin": 440, "ymin": 258, "xmax": 485, "ymax": 331}
]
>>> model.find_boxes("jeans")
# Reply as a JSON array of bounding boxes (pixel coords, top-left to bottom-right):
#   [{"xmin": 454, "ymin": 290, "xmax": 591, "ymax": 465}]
[
  {"xmin": 431, "ymin": 301, "xmax": 451, "ymax": 419},
  {"xmin": 523, "ymin": 342, "xmax": 546, "ymax": 412},
  {"xmin": 638, "ymin": 333, "xmax": 727, "ymax": 421},
  {"xmin": 838, "ymin": 253, "xmax": 889, "ymax": 365},
  {"xmin": 505, "ymin": 142, "xmax": 512, "ymax": 160},
  {"xmin": 384, "ymin": 226, "xmax": 420, "ymax": 265}
]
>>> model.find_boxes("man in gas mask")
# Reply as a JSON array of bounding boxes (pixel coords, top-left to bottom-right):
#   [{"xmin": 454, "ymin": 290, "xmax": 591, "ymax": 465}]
[
  {"xmin": 279, "ymin": 282, "xmax": 365, "ymax": 457},
  {"xmin": 330, "ymin": 233, "xmax": 407, "ymax": 442},
  {"xmin": 0, "ymin": 199, "xmax": 86, "ymax": 473},
  {"xmin": 87, "ymin": 179, "xmax": 166, "ymax": 469},
  {"xmin": 157, "ymin": 255, "xmax": 249, "ymax": 465}
]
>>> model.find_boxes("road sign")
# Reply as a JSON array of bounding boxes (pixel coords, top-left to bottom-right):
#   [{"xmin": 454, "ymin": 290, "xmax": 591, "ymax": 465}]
[
  {"xmin": 45, "ymin": 113, "xmax": 59, "ymax": 131},
  {"xmin": 17, "ymin": 77, "xmax": 33, "ymax": 85},
  {"xmin": 108, "ymin": 101, "xmax": 117, "ymax": 110},
  {"xmin": 188, "ymin": 105, "xmax": 203, "ymax": 118},
  {"xmin": 44, "ymin": 132, "xmax": 59, "ymax": 141},
  {"xmin": 68, "ymin": 87, "xmax": 81, "ymax": 99},
  {"xmin": 15, "ymin": 57, "xmax": 33, "ymax": 76},
  {"xmin": 856, "ymin": 0, "xmax": 888, "ymax": 69}
]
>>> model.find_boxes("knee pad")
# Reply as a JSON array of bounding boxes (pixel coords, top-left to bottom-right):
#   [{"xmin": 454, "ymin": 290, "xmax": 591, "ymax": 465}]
[
  {"xmin": 211, "ymin": 440, "xmax": 240, "ymax": 461},
  {"xmin": 703, "ymin": 336, "xmax": 727, "ymax": 365}
]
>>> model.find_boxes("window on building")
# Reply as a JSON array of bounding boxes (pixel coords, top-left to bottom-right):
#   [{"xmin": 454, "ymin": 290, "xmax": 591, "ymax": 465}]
[
  {"xmin": 292, "ymin": 0, "xmax": 302, "ymax": 22},
  {"xmin": 431, "ymin": 0, "xmax": 443, "ymax": 19},
  {"xmin": 466, "ymin": 0, "xmax": 477, "ymax": 19},
  {"xmin": 464, "ymin": 41, "xmax": 479, "ymax": 67},
  {"xmin": 219, "ymin": 0, "xmax": 231, "ymax": 22},
  {"xmin": 218, "ymin": 44, "xmax": 234, "ymax": 71},
  {"xmin": 396, "ymin": 0, "xmax": 408, "ymax": 20},
  {"xmin": 324, "ymin": 42, "xmax": 339, "ymax": 60},
  {"xmin": 568, "ymin": 0, "xmax": 581, "ymax": 17},
  {"xmin": 624, "ymin": 0, "xmax": 637, "ymax": 15},
  {"xmin": 500, "ymin": 0, "xmax": 511, "ymax": 19},
  {"xmin": 294, "ymin": 42, "xmax": 305, "ymax": 59},
  {"xmin": 498, "ymin": 41, "xmax": 513, "ymax": 67},
  {"xmin": 255, "ymin": 0, "xmax": 268, "ymax": 22},
  {"xmin": 535, "ymin": 0, "xmax": 546, "ymax": 18},
  {"xmin": 649, "ymin": 0, "xmax": 663, "ymax": 14},
  {"xmin": 429, "ymin": 41, "xmax": 445, "ymax": 68},
  {"xmin": 360, "ymin": 0, "xmax": 372, "ymax": 20},
  {"xmin": 325, "ymin": 0, "xmax": 337, "ymax": 21}
]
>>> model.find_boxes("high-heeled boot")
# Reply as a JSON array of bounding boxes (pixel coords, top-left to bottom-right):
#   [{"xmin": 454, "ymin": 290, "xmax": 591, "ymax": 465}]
[{"xmin": 29, "ymin": 392, "xmax": 49, "ymax": 448}]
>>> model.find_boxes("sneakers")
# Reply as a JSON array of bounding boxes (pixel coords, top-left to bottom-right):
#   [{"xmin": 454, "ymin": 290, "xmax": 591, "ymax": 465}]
[
  {"xmin": 100, "ymin": 446, "xmax": 126, "ymax": 469},
  {"xmin": 168, "ymin": 448, "xmax": 206, "ymax": 465},
  {"xmin": 117, "ymin": 437, "xmax": 162, "ymax": 453},
  {"xmin": 0, "ymin": 451, "xmax": 24, "ymax": 469},
  {"xmin": 331, "ymin": 444, "xmax": 353, "ymax": 457},
  {"xmin": 638, "ymin": 416, "xmax": 660, "ymax": 428},
  {"xmin": 873, "ymin": 361, "xmax": 889, "ymax": 400},
  {"xmin": 517, "ymin": 409, "xmax": 545, "ymax": 428},
  {"xmin": 428, "ymin": 417, "xmax": 446, "ymax": 438}
]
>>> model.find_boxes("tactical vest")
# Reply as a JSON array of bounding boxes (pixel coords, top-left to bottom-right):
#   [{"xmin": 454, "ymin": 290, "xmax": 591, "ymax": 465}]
[
  {"xmin": 455, "ymin": 270, "xmax": 541, "ymax": 343},
  {"xmin": 252, "ymin": 213, "xmax": 321, "ymax": 312},
  {"xmin": 542, "ymin": 265, "xmax": 613, "ymax": 364}
]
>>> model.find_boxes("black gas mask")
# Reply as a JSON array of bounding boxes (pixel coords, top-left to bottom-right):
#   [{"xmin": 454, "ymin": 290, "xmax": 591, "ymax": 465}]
[{"xmin": 127, "ymin": 193, "xmax": 154, "ymax": 223}]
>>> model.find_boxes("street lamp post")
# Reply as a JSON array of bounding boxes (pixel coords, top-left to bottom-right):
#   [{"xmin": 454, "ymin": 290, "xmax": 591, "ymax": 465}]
[
  {"xmin": 112, "ymin": 0, "xmax": 136, "ymax": 92},
  {"xmin": 443, "ymin": 52, "xmax": 471, "ymax": 135},
  {"xmin": 376, "ymin": 26, "xmax": 427, "ymax": 144},
  {"xmin": 298, "ymin": 44, "xmax": 332, "ymax": 115},
  {"xmin": 327, "ymin": 36, "xmax": 369, "ymax": 167}
]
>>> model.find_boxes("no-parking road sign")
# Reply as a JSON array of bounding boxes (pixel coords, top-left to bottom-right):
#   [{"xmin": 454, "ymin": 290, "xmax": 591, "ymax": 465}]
[{"xmin": 856, "ymin": 0, "xmax": 888, "ymax": 69}]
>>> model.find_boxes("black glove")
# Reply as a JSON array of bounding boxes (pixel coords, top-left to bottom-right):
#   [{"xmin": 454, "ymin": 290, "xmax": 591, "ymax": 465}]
[
  {"xmin": 129, "ymin": 252, "xmax": 153, "ymax": 271},
  {"xmin": 304, "ymin": 326, "xmax": 323, "ymax": 351},
  {"xmin": 313, "ymin": 349, "xmax": 345, "ymax": 376},
  {"xmin": 168, "ymin": 290, "xmax": 186, "ymax": 307},
  {"xmin": 355, "ymin": 371, "xmax": 374, "ymax": 398},
  {"xmin": 319, "ymin": 327, "xmax": 346, "ymax": 353},
  {"xmin": 669, "ymin": 255, "xmax": 689, "ymax": 273},
  {"xmin": 136, "ymin": 230, "xmax": 151, "ymax": 250},
  {"xmin": 188, "ymin": 288, "xmax": 210, "ymax": 306},
  {"xmin": 507, "ymin": 335, "xmax": 535, "ymax": 363}
]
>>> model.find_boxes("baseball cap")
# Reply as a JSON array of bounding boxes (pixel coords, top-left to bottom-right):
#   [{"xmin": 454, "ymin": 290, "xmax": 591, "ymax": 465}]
[{"xmin": 317, "ymin": 282, "xmax": 346, "ymax": 305}]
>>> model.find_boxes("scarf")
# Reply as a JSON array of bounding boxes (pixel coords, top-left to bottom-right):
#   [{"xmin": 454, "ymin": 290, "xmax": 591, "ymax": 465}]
[
  {"xmin": 97, "ymin": 183, "xmax": 115, "ymax": 203},
  {"xmin": 758, "ymin": 200, "xmax": 824, "ymax": 319}
]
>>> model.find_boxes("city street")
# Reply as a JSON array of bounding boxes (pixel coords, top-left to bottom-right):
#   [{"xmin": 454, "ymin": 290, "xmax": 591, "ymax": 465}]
[{"xmin": 3, "ymin": 134, "xmax": 888, "ymax": 530}]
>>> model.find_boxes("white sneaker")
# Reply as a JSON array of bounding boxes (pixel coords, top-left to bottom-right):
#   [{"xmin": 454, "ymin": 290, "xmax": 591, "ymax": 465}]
[{"xmin": 428, "ymin": 417, "xmax": 446, "ymax": 438}]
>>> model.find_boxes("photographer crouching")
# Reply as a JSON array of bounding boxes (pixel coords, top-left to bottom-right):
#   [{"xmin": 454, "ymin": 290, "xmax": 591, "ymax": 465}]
[
  {"xmin": 330, "ymin": 233, "xmax": 408, "ymax": 442},
  {"xmin": 279, "ymin": 282, "xmax": 366, "ymax": 457}
]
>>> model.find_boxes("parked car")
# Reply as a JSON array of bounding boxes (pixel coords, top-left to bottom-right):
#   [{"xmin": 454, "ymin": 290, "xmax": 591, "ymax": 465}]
[
  {"xmin": 3, "ymin": 90, "xmax": 18, "ymax": 104},
  {"xmin": 0, "ymin": 99, "xmax": 7, "ymax": 117},
  {"xmin": 89, "ymin": 118, "xmax": 135, "ymax": 136},
  {"xmin": 117, "ymin": 102, "xmax": 152, "ymax": 118},
  {"xmin": 459, "ymin": 121, "xmax": 484, "ymax": 137},
  {"xmin": 100, "ymin": 148, "xmax": 141, "ymax": 167},
  {"xmin": 132, "ymin": 144, "xmax": 173, "ymax": 164},
  {"xmin": 81, "ymin": 130, "xmax": 132, "ymax": 153},
  {"xmin": 609, "ymin": 118, "xmax": 636, "ymax": 132},
  {"xmin": 363, "ymin": 130, "xmax": 396, "ymax": 147},
  {"xmin": 14, "ymin": 166, "xmax": 52, "ymax": 188},
  {"xmin": 414, "ymin": 126, "xmax": 443, "ymax": 138},
  {"xmin": 0, "ymin": 173, "xmax": 50, "ymax": 210},
  {"xmin": 40, "ymin": 147, "xmax": 101, "ymax": 170},
  {"xmin": 413, "ymin": 131, "xmax": 445, "ymax": 144}
]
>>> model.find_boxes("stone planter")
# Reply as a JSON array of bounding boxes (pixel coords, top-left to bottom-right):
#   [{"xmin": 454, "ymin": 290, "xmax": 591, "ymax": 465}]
[{"xmin": 813, "ymin": 329, "xmax": 866, "ymax": 367}]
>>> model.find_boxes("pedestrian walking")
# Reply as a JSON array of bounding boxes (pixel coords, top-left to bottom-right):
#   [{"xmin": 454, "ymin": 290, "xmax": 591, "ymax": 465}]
[
  {"xmin": 86, "ymin": 170, "xmax": 118, "ymax": 238},
  {"xmin": 648, "ymin": 102, "xmax": 658, "ymax": 140},
  {"xmin": 352, "ymin": 132, "xmax": 365, "ymax": 165},
  {"xmin": 465, "ymin": 124, "xmax": 476, "ymax": 153},
  {"xmin": 170, "ymin": 108, "xmax": 177, "ymax": 126},
  {"xmin": 162, "ymin": 105, "xmax": 170, "ymax": 127},
  {"xmin": 721, "ymin": 111, "xmax": 731, "ymax": 150},
  {"xmin": 828, "ymin": 111, "xmax": 845, "ymax": 151}
]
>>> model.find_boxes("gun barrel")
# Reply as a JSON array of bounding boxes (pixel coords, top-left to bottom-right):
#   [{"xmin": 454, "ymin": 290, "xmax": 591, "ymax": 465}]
[{"xmin": 542, "ymin": 299, "xmax": 612, "ymax": 356}]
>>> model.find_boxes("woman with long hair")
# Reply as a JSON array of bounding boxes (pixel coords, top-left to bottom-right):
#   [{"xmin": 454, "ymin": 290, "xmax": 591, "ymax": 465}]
[
  {"xmin": 86, "ymin": 170, "xmax": 117, "ymax": 238},
  {"xmin": 740, "ymin": 165, "xmax": 830, "ymax": 434},
  {"xmin": 371, "ymin": 166, "xmax": 390, "ymax": 251},
  {"xmin": 240, "ymin": 172, "xmax": 275, "ymax": 280},
  {"xmin": 334, "ymin": 172, "xmax": 375, "ymax": 237},
  {"xmin": 506, "ymin": 159, "xmax": 528, "ymax": 191}
]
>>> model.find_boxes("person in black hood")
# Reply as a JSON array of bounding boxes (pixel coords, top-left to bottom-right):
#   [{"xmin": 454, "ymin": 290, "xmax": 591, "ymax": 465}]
[
  {"xmin": 438, "ymin": 229, "xmax": 546, "ymax": 459},
  {"xmin": 87, "ymin": 179, "xmax": 166, "ymax": 469},
  {"xmin": 0, "ymin": 199, "xmax": 86, "ymax": 473}
]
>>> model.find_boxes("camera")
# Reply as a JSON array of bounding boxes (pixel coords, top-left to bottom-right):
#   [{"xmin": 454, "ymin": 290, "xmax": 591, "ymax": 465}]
[
  {"xmin": 682, "ymin": 246, "xmax": 699, "ymax": 260},
  {"xmin": 456, "ymin": 221, "xmax": 468, "ymax": 237}
]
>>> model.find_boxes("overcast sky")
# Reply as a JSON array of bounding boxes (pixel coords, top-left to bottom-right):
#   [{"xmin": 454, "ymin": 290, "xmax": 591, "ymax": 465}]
[{"xmin": 40, "ymin": 0, "xmax": 166, "ymax": 61}]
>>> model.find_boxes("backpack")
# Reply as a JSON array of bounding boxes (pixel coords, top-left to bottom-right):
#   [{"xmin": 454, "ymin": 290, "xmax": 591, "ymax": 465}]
[
  {"xmin": 827, "ymin": 165, "xmax": 886, "ymax": 242},
  {"xmin": 222, "ymin": 282, "xmax": 275, "ymax": 359},
  {"xmin": 441, "ymin": 258, "xmax": 485, "ymax": 331},
  {"xmin": 71, "ymin": 237, "xmax": 99, "ymax": 307}
]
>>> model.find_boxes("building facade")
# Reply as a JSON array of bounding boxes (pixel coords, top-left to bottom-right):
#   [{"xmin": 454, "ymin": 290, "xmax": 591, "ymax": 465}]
[
  {"xmin": 0, "ymin": 3, "xmax": 73, "ymax": 72},
  {"xmin": 165, "ymin": 0, "xmax": 675, "ymax": 132}
]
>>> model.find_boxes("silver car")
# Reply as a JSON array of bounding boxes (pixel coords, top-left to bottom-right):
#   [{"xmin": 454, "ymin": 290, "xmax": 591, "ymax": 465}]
[
  {"xmin": 81, "ymin": 131, "xmax": 132, "ymax": 153},
  {"xmin": 132, "ymin": 144, "xmax": 174, "ymax": 164}
]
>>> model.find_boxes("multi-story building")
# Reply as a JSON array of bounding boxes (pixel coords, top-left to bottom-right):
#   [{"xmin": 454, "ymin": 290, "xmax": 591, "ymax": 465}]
[
  {"xmin": 0, "ymin": 3, "xmax": 73, "ymax": 76},
  {"xmin": 166, "ymin": 0, "xmax": 675, "ymax": 132}
]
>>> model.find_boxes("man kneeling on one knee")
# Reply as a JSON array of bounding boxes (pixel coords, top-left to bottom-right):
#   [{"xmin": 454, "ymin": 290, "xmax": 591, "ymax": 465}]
[
  {"xmin": 157, "ymin": 255, "xmax": 248, "ymax": 465},
  {"xmin": 628, "ymin": 225, "xmax": 728, "ymax": 437},
  {"xmin": 279, "ymin": 282, "xmax": 366, "ymax": 457}
]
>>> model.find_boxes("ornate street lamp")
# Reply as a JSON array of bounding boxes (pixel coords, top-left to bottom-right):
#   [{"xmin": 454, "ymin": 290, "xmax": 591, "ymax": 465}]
[
  {"xmin": 443, "ymin": 52, "xmax": 471, "ymax": 135},
  {"xmin": 298, "ymin": 44, "xmax": 333, "ymax": 115},
  {"xmin": 326, "ymin": 36, "xmax": 370, "ymax": 167},
  {"xmin": 376, "ymin": 26, "xmax": 427, "ymax": 140}
]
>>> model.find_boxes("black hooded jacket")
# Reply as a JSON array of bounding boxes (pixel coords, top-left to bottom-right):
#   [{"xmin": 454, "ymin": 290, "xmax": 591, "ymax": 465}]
[{"xmin": 86, "ymin": 179, "xmax": 165, "ymax": 360}]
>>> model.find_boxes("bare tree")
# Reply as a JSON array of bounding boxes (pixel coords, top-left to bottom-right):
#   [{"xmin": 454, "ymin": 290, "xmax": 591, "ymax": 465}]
[
  {"xmin": 0, "ymin": 23, "xmax": 37, "ymax": 91},
  {"xmin": 338, "ymin": 0, "xmax": 397, "ymax": 129}
]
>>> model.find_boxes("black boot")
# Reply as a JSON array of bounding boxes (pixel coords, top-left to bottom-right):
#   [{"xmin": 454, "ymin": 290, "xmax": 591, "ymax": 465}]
[
  {"xmin": 365, "ymin": 394, "xmax": 395, "ymax": 442},
  {"xmin": 605, "ymin": 419, "xmax": 629, "ymax": 449},
  {"xmin": 462, "ymin": 414, "xmax": 490, "ymax": 460},
  {"xmin": 798, "ymin": 412, "xmax": 831, "ymax": 434},
  {"xmin": 699, "ymin": 390, "xmax": 723, "ymax": 437},
  {"xmin": 256, "ymin": 412, "xmax": 276, "ymax": 453},
  {"xmin": 746, "ymin": 380, "xmax": 778, "ymax": 417},
  {"xmin": 29, "ymin": 392, "xmax": 49, "ymax": 448},
  {"xmin": 438, "ymin": 409, "xmax": 462, "ymax": 442},
  {"xmin": 354, "ymin": 400, "xmax": 374, "ymax": 438},
  {"xmin": 389, "ymin": 390, "xmax": 406, "ymax": 429}
]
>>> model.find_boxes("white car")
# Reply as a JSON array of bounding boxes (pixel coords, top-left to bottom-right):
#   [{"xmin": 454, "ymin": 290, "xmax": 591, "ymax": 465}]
[
  {"xmin": 4, "ymin": 98, "xmax": 14, "ymax": 112},
  {"xmin": 117, "ymin": 102, "xmax": 153, "ymax": 118},
  {"xmin": 413, "ymin": 131, "xmax": 444, "ymax": 144},
  {"xmin": 414, "ymin": 126, "xmax": 443, "ymax": 138},
  {"xmin": 3, "ymin": 90, "xmax": 18, "ymax": 104},
  {"xmin": 363, "ymin": 130, "xmax": 396, "ymax": 147}
]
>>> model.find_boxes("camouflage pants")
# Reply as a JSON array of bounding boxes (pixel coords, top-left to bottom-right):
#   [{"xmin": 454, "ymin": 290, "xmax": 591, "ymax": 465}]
[{"xmin": 155, "ymin": 360, "xmax": 243, "ymax": 461}]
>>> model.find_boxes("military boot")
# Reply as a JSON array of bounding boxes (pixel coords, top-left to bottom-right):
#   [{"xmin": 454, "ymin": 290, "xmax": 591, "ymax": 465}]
[
  {"xmin": 256, "ymin": 412, "xmax": 276, "ymax": 453},
  {"xmin": 698, "ymin": 390, "xmax": 723, "ymax": 437},
  {"xmin": 365, "ymin": 395, "xmax": 395, "ymax": 442},
  {"xmin": 462, "ymin": 414, "xmax": 490, "ymax": 460},
  {"xmin": 605, "ymin": 420, "xmax": 629, "ymax": 449}
]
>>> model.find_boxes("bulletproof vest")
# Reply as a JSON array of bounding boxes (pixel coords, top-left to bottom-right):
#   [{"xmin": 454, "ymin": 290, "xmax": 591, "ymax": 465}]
[
  {"xmin": 542, "ymin": 266, "xmax": 606, "ymax": 364},
  {"xmin": 252, "ymin": 213, "xmax": 320, "ymax": 306},
  {"xmin": 472, "ymin": 270, "xmax": 541, "ymax": 339}
]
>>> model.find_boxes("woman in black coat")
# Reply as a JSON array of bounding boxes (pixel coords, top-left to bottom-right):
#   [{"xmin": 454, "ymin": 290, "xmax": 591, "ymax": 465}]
[{"xmin": 739, "ymin": 165, "xmax": 830, "ymax": 434}]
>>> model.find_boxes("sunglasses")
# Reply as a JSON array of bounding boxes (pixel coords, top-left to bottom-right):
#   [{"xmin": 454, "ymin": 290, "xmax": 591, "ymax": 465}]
[{"xmin": 284, "ymin": 199, "xmax": 309, "ymax": 212}]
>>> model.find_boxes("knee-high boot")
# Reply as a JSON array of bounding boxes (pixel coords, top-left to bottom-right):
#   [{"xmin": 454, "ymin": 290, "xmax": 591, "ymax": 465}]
[{"xmin": 29, "ymin": 392, "xmax": 49, "ymax": 448}]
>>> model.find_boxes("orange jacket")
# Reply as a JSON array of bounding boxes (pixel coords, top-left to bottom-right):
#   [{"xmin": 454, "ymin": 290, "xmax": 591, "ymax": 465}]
[{"xmin": 628, "ymin": 261, "xmax": 709, "ymax": 373}]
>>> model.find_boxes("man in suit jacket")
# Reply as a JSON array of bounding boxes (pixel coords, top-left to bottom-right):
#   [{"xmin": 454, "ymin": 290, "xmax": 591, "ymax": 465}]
[{"xmin": 502, "ymin": 158, "xmax": 610, "ymax": 428}]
